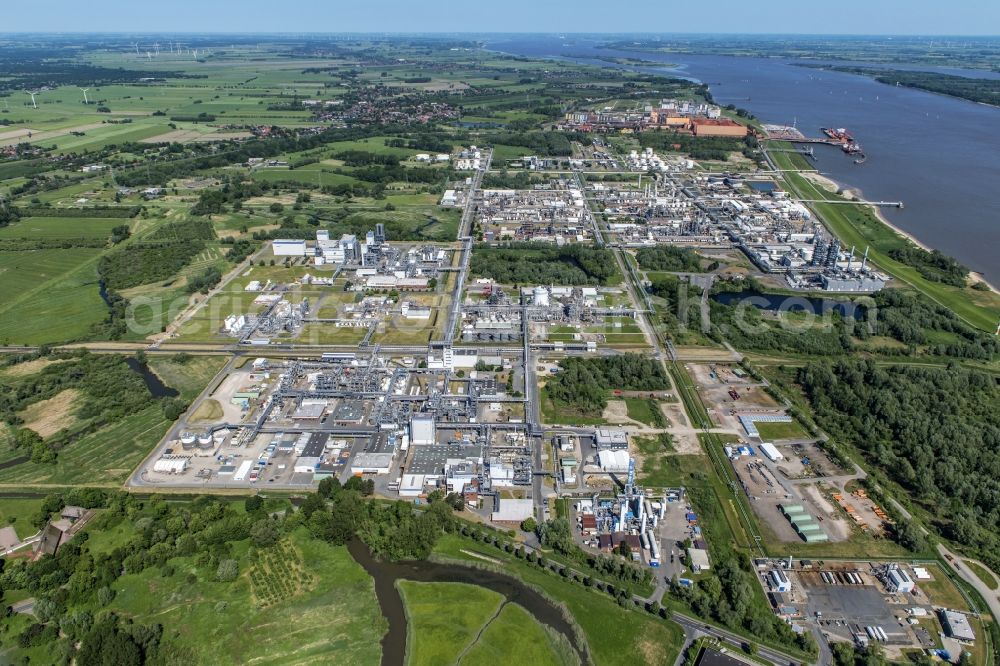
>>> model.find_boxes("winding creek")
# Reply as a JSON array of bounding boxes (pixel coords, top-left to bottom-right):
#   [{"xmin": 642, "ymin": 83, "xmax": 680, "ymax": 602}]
[{"xmin": 346, "ymin": 539, "xmax": 587, "ymax": 666}]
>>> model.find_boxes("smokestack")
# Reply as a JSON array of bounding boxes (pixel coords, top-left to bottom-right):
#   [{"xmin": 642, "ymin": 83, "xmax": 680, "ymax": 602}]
[
  {"xmin": 847, "ymin": 246, "xmax": 855, "ymax": 271},
  {"xmin": 861, "ymin": 246, "xmax": 869, "ymax": 272}
]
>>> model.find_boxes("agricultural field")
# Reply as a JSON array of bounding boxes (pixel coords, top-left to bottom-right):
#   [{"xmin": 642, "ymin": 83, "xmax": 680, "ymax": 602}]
[
  {"xmin": 0, "ymin": 216, "xmax": 123, "ymax": 239},
  {"xmin": 0, "ymin": 248, "xmax": 106, "ymax": 344}
]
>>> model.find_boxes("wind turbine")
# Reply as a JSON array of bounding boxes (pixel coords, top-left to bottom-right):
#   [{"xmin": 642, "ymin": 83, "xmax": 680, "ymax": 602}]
[
  {"xmin": 26, "ymin": 91, "xmax": 38, "ymax": 109},
  {"xmin": 153, "ymin": 42, "xmax": 160, "ymax": 56},
  {"xmin": 192, "ymin": 49, "xmax": 198, "ymax": 60},
  {"xmin": 132, "ymin": 41, "xmax": 140, "ymax": 55},
  {"xmin": 80, "ymin": 88, "xmax": 90, "ymax": 105},
  {"xmin": 146, "ymin": 51, "xmax": 152, "ymax": 61}
]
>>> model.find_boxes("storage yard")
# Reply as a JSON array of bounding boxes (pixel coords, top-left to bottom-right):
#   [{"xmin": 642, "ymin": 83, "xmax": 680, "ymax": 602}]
[{"xmin": 755, "ymin": 558, "xmax": 982, "ymax": 661}]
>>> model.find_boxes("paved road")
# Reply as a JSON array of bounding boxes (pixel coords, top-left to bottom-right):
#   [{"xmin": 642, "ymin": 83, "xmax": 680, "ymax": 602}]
[
  {"xmin": 938, "ymin": 543, "xmax": 1000, "ymax": 621},
  {"xmin": 670, "ymin": 612, "xmax": 803, "ymax": 666}
]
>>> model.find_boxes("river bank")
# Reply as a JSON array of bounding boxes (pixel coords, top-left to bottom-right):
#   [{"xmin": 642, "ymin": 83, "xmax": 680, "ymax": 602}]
[
  {"xmin": 800, "ymin": 168, "xmax": 999, "ymax": 296},
  {"xmin": 486, "ymin": 37, "xmax": 1000, "ymax": 278},
  {"xmin": 769, "ymin": 147, "xmax": 1000, "ymax": 329}
]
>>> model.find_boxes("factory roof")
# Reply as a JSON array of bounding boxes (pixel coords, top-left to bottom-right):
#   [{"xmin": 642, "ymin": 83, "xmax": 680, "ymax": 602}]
[
  {"xmin": 595, "ymin": 428, "xmax": 628, "ymax": 446},
  {"xmin": 351, "ymin": 452, "xmax": 394, "ymax": 472},
  {"xmin": 408, "ymin": 443, "xmax": 483, "ymax": 476},
  {"xmin": 399, "ymin": 474, "xmax": 426, "ymax": 496},
  {"xmin": 302, "ymin": 433, "xmax": 328, "ymax": 458},
  {"xmin": 688, "ymin": 548, "xmax": 711, "ymax": 571},
  {"xmin": 597, "ymin": 449, "xmax": 630, "ymax": 472},
  {"xmin": 293, "ymin": 403, "xmax": 326, "ymax": 420},
  {"xmin": 941, "ymin": 610, "xmax": 976, "ymax": 642},
  {"xmin": 491, "ymin": 498, "xmax": 534, "ymax": 523},
  {"xmin": 331, "ymin": 400, "xmax": 365, "ymax": 423},
  {"xmin": 410, "ymin": 415, "xmax": 436, "ymax": 443},
  {"xmin": 370, "ymin": 432, "xmax": 398, "ymax": 454}
]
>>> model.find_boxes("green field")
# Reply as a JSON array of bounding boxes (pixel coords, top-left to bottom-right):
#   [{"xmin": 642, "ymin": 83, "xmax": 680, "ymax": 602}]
[
  {"xmin": 398, "ymin": 581, "xmax": 572, "ymax": 666},
  {"xmin": 539, "ymin": 387, "xmax": 606, "ymax": 426},
  {"xmin": 0, "ymin": 248, "xmax": 106, "ymax": 344},
  {"xmin": 624, "ymin": 397, "xmax": 666, "ymax": 428},
  {"xmin": 109, "ymin": 528, "xmax": 384, "ymax": 664},
  {"xmin": 399, "ymin": 581, "xmax": 504, "ymax": 666},
  {"xmin": 0, "ymin": 498, "xmax": 44, "ymax": 541},
  {"xmin": 965, "ymin": 560, "xmax": 999, "ymax": 592},
  {"xmin": 433, "ymin": 534, "xmax": 685, "ymax": 666},
  {"xmin": 147, "ymin": 354, "xmax": 227, "ymax": 399},
  {"xmin": 462, "ymin": 603, "xmax": 573, "ymax": 666},
  {"xmin": 0, "ymin": 355, "xmax": 224, "ymax": 487},
  {"xmin": 0, "ymin": 217, "xmax": 123, "ymax": 239},
  {"xmin": 633, "ymin": 435, "xmax": 681, "ymax": 487},
  {"xmin": 753, "ymin": 419, "xmax": 809, "ymax": 441}
]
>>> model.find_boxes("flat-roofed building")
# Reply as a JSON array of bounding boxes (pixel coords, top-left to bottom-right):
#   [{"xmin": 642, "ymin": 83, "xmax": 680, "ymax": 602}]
[
  {"xmin": 410, "ymin": 416, "xmax": 435, "ymax": 445},
  {"xmin": 350, "ymin": 452, "xmax": 394, "ymax": 475},
  {"xmin": 272, "ymin": 239, "xmax": 307, "ymax": 256},
  {"xmin": 940, "ymin": 610, "xmax": 976, "ymax": 643},
  {"xmin": 691, "ymin": 118, "xmax": 748, "ymax": 137},
  {"xmin": 491, "ymin": 498, "xmax": 534, "ymax": 524},
  {"xmin": 595, "ymin": 428, "xmax": 628, "ymax": 450}
]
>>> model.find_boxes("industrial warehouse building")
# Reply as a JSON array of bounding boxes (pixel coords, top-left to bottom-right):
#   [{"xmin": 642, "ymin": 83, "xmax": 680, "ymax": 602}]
[
  {"xmin": 885, "ymin": 565, "xmax": 915, "ymax": 594},
  {"xmin": 491, "ymin": 498, "xmax": 534, "ymax": 524},
  {"xmin": 687, "ymin": 547, "xmax": 711, "ymax": 572},
  {"xmin": 940, "ymin": 610, "xmax": 976, "ymax": 643},
  {"xmin": 350, "ymin": 452, "xmax": 394, "ymax": 475},
  {"xmin": 152, "ymin": 456, "xmax": 189, "ymax": 474},
  {"xmin": 691, "ymin": 118, "xmax": 749, "ymax": 137},
  {"xmin": 272, "ymin": 239, "xmax": 307, "ymax": 256},
  {"xmin": 410, "ymin": 416, "xmax": 436, "ymax": 445},
  {"xmin": 595, "ymin": 428, "xmax": 628, "ymax": 450},
  {"xmin": 597, "ymin": 449, "xmax": 631, "ymax": 473},
  {"xmin": 769, "ymin": 569, "xmax": 792, "ymax": 593}
]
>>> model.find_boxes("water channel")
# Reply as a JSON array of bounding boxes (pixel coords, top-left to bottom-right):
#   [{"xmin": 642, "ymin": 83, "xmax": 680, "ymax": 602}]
[{"xmin": 124, "ymin": 357, "xmax": 179, "ymax": 398}]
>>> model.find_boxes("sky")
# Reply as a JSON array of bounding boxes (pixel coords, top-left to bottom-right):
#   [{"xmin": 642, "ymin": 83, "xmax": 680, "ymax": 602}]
[{"xmin": 4, "ymin": 0, "xmax": 1000, "ymax": 35}]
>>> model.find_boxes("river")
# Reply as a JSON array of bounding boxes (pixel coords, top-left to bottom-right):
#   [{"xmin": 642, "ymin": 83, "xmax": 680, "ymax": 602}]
[
  {"xmin": 486, "ymin": 36, "xmax": 1000, "ymax": 279},
  {"xmin": 347, "ymin": 539, "xmax": 586, "ymax": 666}
]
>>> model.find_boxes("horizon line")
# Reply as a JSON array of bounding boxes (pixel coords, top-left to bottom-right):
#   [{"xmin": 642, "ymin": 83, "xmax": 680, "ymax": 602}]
[{"xmin": 2, "ymin": 31, "xmax": 999, "ymax": 37}]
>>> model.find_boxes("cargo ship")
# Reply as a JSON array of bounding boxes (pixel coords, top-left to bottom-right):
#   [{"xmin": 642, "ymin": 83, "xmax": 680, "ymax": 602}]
[{"xmin": 822, "ymin": 127, "xmax": 854, "ymax": 143}]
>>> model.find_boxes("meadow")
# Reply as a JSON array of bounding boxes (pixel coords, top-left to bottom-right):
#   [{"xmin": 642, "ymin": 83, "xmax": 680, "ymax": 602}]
[
  {"xmin": 0, "ymin": 248, "xmax": 106, "ymax": 344},
  {"xmin": 110, "ymin": 528, "xmax": 383, "ymax": 665},
  {"xmin": 433, "ymin": 534, "xmax": 685, "ymax": 666},
  {"xmin": 0, "ymin": 216, "xmax": 122, "ymax": 239}
]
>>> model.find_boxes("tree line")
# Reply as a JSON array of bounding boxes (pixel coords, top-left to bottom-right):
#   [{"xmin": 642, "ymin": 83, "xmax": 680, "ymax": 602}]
[{"xmin": 798, "ymin": 359, "xmax": 1000, "ymax": 571}]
